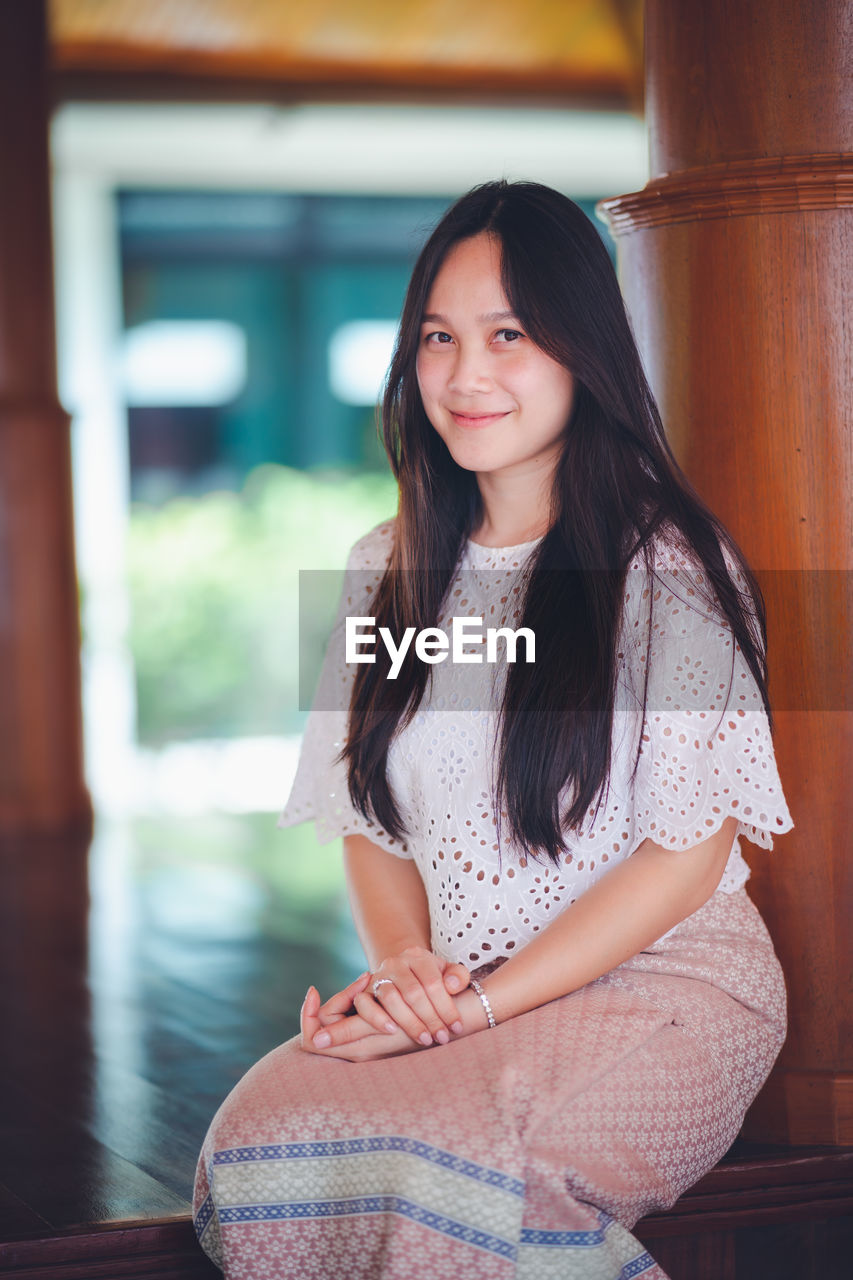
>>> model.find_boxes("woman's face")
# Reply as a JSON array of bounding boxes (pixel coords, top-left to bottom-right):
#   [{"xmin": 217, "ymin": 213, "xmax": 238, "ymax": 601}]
[{"xmin": 416, "ymin": 232, "xmax": 576, "ymax": 482}]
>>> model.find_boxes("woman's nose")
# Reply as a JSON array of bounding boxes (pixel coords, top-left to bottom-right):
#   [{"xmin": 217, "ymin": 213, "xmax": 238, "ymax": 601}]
[{"xmin": 447, "ymin": 347, "xmax": 492, "ymax": 393}]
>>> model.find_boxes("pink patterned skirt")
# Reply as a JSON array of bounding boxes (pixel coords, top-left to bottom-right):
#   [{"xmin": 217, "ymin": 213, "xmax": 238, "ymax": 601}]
[{"xmin": 193, "ymin": 887, "xmax": 786, "ymax": 1279}]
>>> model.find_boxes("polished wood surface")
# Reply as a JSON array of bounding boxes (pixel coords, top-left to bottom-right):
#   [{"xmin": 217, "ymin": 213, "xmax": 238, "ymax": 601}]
[
  {"xmin": 47, "ymin": 0, "xmax": 644, "ymax": 109},
  {"xmin": 0, "ymin": 819, "xmax": 351, "ymax": 1250},
  {"xmin": 598, "ymin": 0, "xmax": 852, "ymax": 1143},
  {"xmin": 0, "ymin": 0, "xmax": 91, "ymax": 833},
  {"xmin": 643, "ymin": 0, "xmax": 853, "ymax": 176},
  {"xmin": 0, "ymin": 823, "xmax": 850, "ymax": 1279},
  {"xmin": 3, "ymin": 1221, "xmax": 222, "ymax": 1279}
]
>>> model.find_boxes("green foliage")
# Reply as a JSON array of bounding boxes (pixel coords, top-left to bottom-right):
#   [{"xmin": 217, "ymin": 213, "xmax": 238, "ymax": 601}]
[
  {"xmin": 130, "ymin": 811, "xmax": 352, "ymax": 945},
  {"xmin": 126, "ymin": 465, "xmax": 397, "ymax": 744}
]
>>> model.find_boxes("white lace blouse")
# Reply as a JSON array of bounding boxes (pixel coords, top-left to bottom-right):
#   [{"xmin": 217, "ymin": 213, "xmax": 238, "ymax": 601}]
[{"xmin": 278, "ymin": 517, "xmax": 793, "ymax": 967}]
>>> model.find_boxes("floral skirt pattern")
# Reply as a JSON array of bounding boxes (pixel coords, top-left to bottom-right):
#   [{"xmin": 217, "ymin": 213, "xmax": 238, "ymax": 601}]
[{"xmin": 193, "ymin": 887, "xmax": 786, "ymax": 1279}]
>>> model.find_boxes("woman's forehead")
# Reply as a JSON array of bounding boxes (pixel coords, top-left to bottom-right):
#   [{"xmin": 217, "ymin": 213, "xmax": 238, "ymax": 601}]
[
  {"xmin": 423, "ymin": 234, "xmax": 510, "ymax": 316},
  {"xmin": 421, "ymin": 307, "xmax": 517, "ymax": 326}
]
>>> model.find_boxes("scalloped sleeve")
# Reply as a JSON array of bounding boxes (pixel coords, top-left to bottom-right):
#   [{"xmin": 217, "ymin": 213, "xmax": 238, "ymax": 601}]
[
  {"xmin": 619, "ymin": 538, "xmax": 794, "ymax": 857},
  {"xmin": 276, "ymin": 519, "xmax": 414, "ymax": 859}
]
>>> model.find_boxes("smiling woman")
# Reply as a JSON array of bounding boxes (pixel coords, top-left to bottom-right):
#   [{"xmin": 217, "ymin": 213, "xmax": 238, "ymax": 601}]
[
  {"xmin": 416, "ymin": 233, "xmax": 576, "ymax": 539},
  {"xmin": 193, "ymin": 181, "xmax": 792, "ymax": 1280}
]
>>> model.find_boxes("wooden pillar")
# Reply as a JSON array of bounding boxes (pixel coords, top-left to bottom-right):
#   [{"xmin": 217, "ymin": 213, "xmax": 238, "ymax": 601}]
[
  {"xmin": 0, "ymin": 0, "xmax": 91, "ymax": 833},
  {"xmin": 599, "ymin": 0, "xmax": 852, "ymax": 1143}
]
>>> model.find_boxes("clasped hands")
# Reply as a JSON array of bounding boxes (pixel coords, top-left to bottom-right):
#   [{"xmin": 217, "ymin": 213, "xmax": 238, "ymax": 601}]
[{"xmin": 300, "ymin": 946, "xmax": 481, "ymax": 1062}]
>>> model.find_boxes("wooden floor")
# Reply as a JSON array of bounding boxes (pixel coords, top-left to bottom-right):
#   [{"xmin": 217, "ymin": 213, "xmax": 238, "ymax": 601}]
[
  {"xmin": 0, "ymin": 816, "xmax": 358, "ymax": 1276},
  {"xmin": 0, "ymin": 819, "xmax": 851, "ymax": 1279}
]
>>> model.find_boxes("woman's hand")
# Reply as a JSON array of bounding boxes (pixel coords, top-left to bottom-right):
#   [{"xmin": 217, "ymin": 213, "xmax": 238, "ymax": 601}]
[
  {"xmin": 300, "ymin": 983, "xmax": 421, "ymax": 1062},
  {"xmin": 341, "ymin": 836, "xmax": 468, "ymax": 1046},
  {"xmin": 310, "ymin": 970, "xmax": 372, "ymax": 1029},
  {"xmin": 301, "ymin": 952, "xmax": 472, "ymax": 1053},
  {"xmin": 300, "ymin": 981, "xmax": 487, "ymax": 1063},
  {"xmin": 354, "ymin": 948, "xmax": 470, "ymax": 1048}
]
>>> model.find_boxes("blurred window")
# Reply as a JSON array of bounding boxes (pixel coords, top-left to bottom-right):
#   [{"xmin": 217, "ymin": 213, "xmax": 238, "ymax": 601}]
[
  {"xmin": 328, "ymin": 320, "xmax": 398, "ymax": 407},
  {"xmin": 122, "ymin": 320, "xmax": 248, "ymax": 407},
  {"xmin": 119, "ymin": 190, "xmax": 617, "ymax": 502}
]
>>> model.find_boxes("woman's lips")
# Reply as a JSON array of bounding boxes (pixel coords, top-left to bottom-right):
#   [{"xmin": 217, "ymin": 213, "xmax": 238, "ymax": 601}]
[{"xmin": 449, "ymin": 410, "xmax": 510, "ymax": 428}]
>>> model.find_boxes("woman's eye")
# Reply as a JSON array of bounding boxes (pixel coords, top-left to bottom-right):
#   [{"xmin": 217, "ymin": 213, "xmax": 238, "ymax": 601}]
[
  {"xmin": 494, "ymin": 328, "xmax": 524, "ymax": 343},
  {"xmin": 425, "ymin": 331, "xmax": 453, "ymax": 345}
]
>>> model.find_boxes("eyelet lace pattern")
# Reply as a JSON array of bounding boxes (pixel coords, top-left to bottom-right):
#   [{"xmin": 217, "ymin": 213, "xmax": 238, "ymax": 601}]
[{"xmin": 278, "ymin": 518, "xmax": 793, "ymax": 966}]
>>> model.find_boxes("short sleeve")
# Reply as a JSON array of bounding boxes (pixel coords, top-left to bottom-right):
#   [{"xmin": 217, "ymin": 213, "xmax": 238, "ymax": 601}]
[
  {"xmin": 620, "ymin": 529, "xmax": 794, "ymax": 854},
  {"xmin": 276, "ymin": 517, "xmax": 414, "ymax": 859}
]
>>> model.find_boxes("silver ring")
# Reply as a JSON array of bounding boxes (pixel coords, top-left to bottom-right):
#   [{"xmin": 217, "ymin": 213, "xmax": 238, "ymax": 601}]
[{"xmin": 371, "ymin": 978, "xmax": 395, "ymax": 996}]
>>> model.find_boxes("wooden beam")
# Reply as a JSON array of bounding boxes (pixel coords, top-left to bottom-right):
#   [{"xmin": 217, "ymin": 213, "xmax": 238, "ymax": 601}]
[{"xmin": 49, "ymin": 53, "xmax": 633, "ymax": 112}]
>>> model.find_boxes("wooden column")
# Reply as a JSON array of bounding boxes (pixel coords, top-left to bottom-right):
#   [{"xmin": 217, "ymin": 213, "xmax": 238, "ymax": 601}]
[
  {"xmin": 0, "ymin": 0, "xmax": 91, "ymax": 833},
  {"xmin": 599, "ymin": 0, "xmax": 852, "ymax": 1143}
]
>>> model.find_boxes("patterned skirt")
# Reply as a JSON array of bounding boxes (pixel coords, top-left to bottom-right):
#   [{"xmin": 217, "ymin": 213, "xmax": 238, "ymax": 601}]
[{"xmin": 193, "ymin": 886, "xmax": 786, "ymax": 1280}]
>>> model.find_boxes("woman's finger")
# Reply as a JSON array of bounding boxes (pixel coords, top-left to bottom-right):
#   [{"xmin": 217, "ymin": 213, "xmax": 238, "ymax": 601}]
[
  {"xmin": 317, "ymin": 1009, "xmax": 347, "ymax": 1026},
  {"xmin": 373, "ymin": 982, "xmax": 436, "ymax": 1046},
  {"xmin": 406, "ymin": 954, "xmax": 464, "ymax": 1038},
  {"xmin": 306, "ymin": 1022, "xmax": 419, "ymax": 1063},
  {"xmin": 351, "ymin": 990, "xmax": 400, "ymax": 1036},
  {"xmin": 442, "ymin": 963, "xmax": 470, "ymax": 994},
  {"xmin": 317, "ymin": 971, "xmax": 371, "ymax": 1022},
  {"xmin": 302, "ymin": 986, "xmax": 362, "ymax": 1046},
  {"xmin": 309, "ymin": 1010, "xmax": 381, "ymax": 1049},
  {"xmin": 303, "ymin": 991, "xmax": 387, "ymax": 1057},
  {"xmin": 301, "ymin": 984, "xmax": 377, "ymax": 1052},
  {"xmin": 300, "ymin": 985, "xmax": 322, "ymax": 1048}
]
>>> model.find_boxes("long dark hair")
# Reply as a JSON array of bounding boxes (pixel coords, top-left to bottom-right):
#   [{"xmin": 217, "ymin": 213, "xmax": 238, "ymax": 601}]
[{"xmin": 338, "ymin": 180, "xmax": 769, "ymax": 864}]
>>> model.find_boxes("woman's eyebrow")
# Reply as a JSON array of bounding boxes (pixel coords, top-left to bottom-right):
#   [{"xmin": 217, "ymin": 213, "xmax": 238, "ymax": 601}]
[{"xmin": 421, "ymin": 310, "xmax": 519, "ymax": 324}]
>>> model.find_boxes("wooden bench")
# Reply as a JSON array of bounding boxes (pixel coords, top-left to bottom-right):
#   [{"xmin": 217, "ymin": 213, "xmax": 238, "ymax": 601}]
[{"xmin": 2, "ymin": 1142, "xmax": 850, "ymax": 1280}]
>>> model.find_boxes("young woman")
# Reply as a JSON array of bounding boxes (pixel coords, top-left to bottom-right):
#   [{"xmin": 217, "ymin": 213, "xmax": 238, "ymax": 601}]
[{"xmin": 193, "ymin": 181, "xmax": 792, "ymax": 1280}]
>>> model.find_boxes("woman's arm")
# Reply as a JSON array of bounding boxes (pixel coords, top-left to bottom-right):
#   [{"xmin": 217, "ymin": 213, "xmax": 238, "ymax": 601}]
[
  {"xmin": 330, "ymin": 834, "xmax": 470, "ymax": 1046},
  {"xmin": 465, "ymin": 817, "xmax": 738, "ymax": 1027},
  {"xmin": 343, "ymin": 833, "xmax": 432, "ymax": 965},
  {"xmin": 307, "ymin": 819, "xmax": 737, "ymax": 1056}
]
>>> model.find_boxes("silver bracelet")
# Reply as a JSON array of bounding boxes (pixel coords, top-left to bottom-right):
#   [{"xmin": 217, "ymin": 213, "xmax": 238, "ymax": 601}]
[{"xmin": 469, "ymin": 978, "xmax": 496, "ymax": 1029}]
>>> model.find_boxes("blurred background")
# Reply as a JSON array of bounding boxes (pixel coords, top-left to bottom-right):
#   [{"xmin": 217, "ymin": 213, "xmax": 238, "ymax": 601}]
[
  {"xmin": 3, "ymin": 2, "xmax": 849, "ymax": 1263},
  {"xmin": 2, "ymin": 10, "xmax": 662, "ymax": 1227},
  {"xmin": 56, "ymin": 106, "xmax": 642, "ymax": 818},
  {"xmin": 47, "ymin": 11, "xmax": 648, "ymax": 1003}
]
